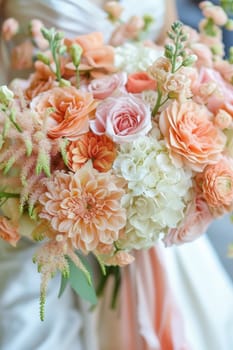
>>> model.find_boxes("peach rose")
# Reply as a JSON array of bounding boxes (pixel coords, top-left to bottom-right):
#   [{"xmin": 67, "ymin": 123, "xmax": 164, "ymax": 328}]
[
  {"xmin": 0, "ymin": 216, "xmax": 20, "ymax": 246},
  {"xmin": 11, "ymin": 40, "xmax": 34, "ymax": 70},
  {"xmin": 159, "ymin": 100, "xmax": 226, "ymax": 172},
  {"xmin": 90, "ymin": 94, "xmax": 152, "ymax": 143},
  {"xmin": 65, "ymin": 32, "xmax": 115, "ymax": 78},
  {"xmin": 31, "ymin": 86, "xmax": 98, "ymax": 140},
  {"xmin": 87, "ymin": 72, "xmax": 127, "ymax": 99},
  {"xmin": 65, "ymin": 32, "xmax": 104, "ymax": 52},
  {"xmin": 126, "ymin": 72, "xmax": 156, "ymax": 93},
  {"xmin": 163, "ymin": 194, "xmax": 212, "ymax": 246},
  {"xmin": 201, "ymin": 158, "xmax": 233, "ymax": 213},
  {"xmin": 2, "ymin": 17, "xmax": 19, "ymax": 41}
]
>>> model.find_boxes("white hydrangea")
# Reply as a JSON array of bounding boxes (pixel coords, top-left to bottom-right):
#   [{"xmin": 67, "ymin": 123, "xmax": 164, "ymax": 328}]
[
  {"xmin": 114, "ymin": 42, "xmax": 163, "ymax": 74},
  {"xmin": 114, "ymin": 135, "xmax": 193, "ymax": 250}
]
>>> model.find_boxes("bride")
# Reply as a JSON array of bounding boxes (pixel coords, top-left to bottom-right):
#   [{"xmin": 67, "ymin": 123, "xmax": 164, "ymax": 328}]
[{"xmin": 0, "ymin": 1, "xmax": 233, "ymax": 350}]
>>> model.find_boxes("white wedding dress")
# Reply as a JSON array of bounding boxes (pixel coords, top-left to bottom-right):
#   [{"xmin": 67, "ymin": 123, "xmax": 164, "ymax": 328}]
[{"xmin": 0, "ymin": 1, "xmax": 233, "ymax": 350}]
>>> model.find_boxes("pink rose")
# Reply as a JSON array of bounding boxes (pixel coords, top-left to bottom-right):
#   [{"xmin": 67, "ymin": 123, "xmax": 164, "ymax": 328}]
[
  {"xmin": 90, "ymin": 94, "xmax": 152, "ymax": 143},
  {"xmin": 2, "ymin": 17, "xmax": 19, "ymax": 41},
  {"xmin": 163, "ymin": 195, "xmax": 212, "ymax": 246},
  {"xmin": 87, "ymin": 72, "xmax": 127, "ymax": 99}
]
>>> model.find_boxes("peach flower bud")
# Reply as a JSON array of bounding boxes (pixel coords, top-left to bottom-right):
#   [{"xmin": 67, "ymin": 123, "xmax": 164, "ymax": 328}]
[
  {"xmin": 105, "ymin": 251, "xmax": 135, "ymax": 267},
  {"xmin": 199, "ymin": 1, "xmax": 212, "ymax": 10},
  {"xmin": 126, "ymin": 15, "xmax": 145, "ymax": 37},
  {"xmin": 103, "ymin": 1, "xmax": 124, "ymax": 20},
  {"xmin": 202, "ymin": 5, "xmax": 228, "ymax": 26},
  {"xmin": 30, "ymin": 19, "xmax": 44, "ymax": 37},
  {"xmin": 214, "ymin": 109, "xmax": 232, "ymax": 129},
  {"xmin": 11, "ymin": 40, "xmax": 34, "ymax": 70},
  {"xmin": 2, "ymin": 17, "xmax": 19, "ymax": 41},
  {"xmin": 0, "ymin": 216, "xmax": 20, "ymax": 247},
  {"xmin": 202, "ymin": 158, "xmax": 233, "ymax": 213}
]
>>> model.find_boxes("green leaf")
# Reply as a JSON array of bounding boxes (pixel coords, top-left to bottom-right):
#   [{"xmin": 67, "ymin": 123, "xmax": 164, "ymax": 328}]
[
  {"xmin": 58, "ymin": 273, "xmax": 69, "ymax": 298},
  {"xmin": 67, "ymin": 254, "xmax": 97, "ymax": 305}
]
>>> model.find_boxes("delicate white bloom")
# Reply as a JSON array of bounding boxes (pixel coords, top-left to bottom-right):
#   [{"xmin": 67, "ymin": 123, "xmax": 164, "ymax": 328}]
[
  {"xmin": 114, "ymin": 135, "xmax": 193, "ymax": 249},
  {"xmin": 114, "ymin": 42, "xmax": 163, "ymax": 73}
]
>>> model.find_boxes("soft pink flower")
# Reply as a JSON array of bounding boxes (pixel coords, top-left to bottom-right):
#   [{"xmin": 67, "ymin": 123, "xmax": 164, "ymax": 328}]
[
  {"xmin": 192, "ymin": 67, "xmax": 233, "ymax": 114},
  {"xmin": 11, "ymin": 40, "xmax": 34, "ymax": 70},
  {"xmin": 183, "ymin": 25, "xmax": 200, "ymax": 43},
  {"xmin": 39, "ymin": 163, "xmax": 126, "ymax": 253},
  {"xmin": 87, "ymin": 72, "xmax": 127, "ymax": 99},
  {"xmin": 202, "ymin": 4, "xmax": 228, "ymax": 26},
  {"xmin": 90, "ymin": 94, "xmax": 152, "ymax": 143},
  {"xmin": 214, "ymin": 59, "xmax": 233, "ymax": 84},
  {"xmin": 159, "ymin": 100, "xmax": 226, "ymax": 172},
  {"xmin": 103, "ymin": 1, "xmax": 124, "ymax": 20},
  {"xmin": 0, "ymin": 216, "xmax": 20, "ymax": 247},
  {"xmin": 200, "ymin": 158, "xmax": 233, "ymax": 214},
  {"xmin": 214, "ymin": 109, "xmax": 232, "ymax": 129},
  {"xmin": 2, "ymin": 18, "xmax": 19, "ymax": 41},
  {"xmin": 190, "ymin": 43, "xmax": 213, "ymax": 68},
  {"xmin": 163, "ymin": 194, "xmax": 212, "ymax": 246},
  {"xmin": 29, "ymin": 19, "xmax": 48, "ymax": 50},
  {"xmin": 110, "ymin": 16, "xmax": 144, "ymax": 46}
]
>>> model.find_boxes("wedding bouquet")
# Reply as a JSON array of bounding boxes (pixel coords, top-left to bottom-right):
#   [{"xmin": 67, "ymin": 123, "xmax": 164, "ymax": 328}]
[{"xmin": 1, "ymin": 1, "xmax": 233, "ymax": 319}]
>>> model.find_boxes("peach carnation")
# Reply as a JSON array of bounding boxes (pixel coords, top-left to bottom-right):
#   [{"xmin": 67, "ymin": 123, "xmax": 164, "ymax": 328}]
[
  {"xmin": 67, "ymin": 131, "xmax": 117, "ymax": 172},
  {"xmin": 200, "ymin": 158, "xmax": 233, "ymax": 214},
  {"xmin": 0, "ymin": 216, "xmax": 20, "ymax": 247},
  {"xmin": 31, "ymin": 86, "xmax": 98, "ymax": 140},
  {"xmin": 159, "ymin": 100, "xmax": 226, "ymax": 172},
  {"xmin": 39, "ymin": 163, "xmax": 126, "ymax": 253},
  {"xmin": 126, "ymin": 72, "xmax": 156, "ymax": 93}
]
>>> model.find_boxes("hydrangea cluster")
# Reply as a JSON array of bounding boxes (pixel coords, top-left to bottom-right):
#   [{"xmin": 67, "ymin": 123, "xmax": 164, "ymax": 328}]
[
  {"xmin": 114, "ymin": 42, "xmax": 163, "ymax": 73},
  {"xmin": 114, "ymin": 134, "xmax": 193, "ymax": 249}
]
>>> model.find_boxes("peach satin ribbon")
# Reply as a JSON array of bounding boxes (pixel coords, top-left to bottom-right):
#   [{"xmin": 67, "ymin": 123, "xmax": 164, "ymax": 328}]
[{"xmin": 98, "ymin": 246, "xmax": 190, "ymax": 350}]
